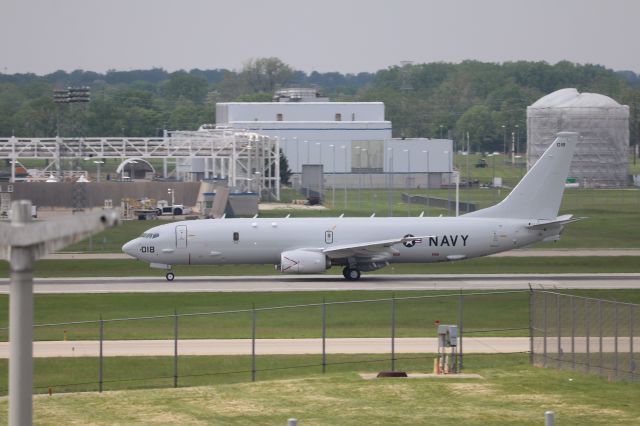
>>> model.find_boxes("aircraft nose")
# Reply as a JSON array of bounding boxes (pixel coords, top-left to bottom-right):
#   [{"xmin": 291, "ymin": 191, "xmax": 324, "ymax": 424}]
[{"xmin": 122, "ymin": 239, "xmax": 138, "ymax": 257}]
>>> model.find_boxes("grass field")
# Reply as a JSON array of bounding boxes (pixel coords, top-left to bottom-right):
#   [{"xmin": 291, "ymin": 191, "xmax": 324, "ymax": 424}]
[
  {"xmin": 0, "ymin": 290, "xmax": 638, "ymax": 341},
  {"xmin": 1, "ymin": 354, "xmax": 639, "ymax": 424}
]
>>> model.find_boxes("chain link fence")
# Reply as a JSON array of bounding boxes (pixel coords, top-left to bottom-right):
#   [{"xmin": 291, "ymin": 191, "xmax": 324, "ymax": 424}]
[
  {"xmin": 2, "ymin": 289, "xmax": 635, "ymax": 395},
  {"xmin": 531, "ymin": 291, "xmax": 639, "ymax": 382},
  {"xmin": 0, "ymin": 290, "xmax": 531, "ymax": 395}
]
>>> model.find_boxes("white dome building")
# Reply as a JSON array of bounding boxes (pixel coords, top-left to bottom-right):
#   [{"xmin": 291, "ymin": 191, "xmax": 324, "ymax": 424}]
[{"xmin": 527, "ymin": 88, "xmax": 629, "ymax": 187}]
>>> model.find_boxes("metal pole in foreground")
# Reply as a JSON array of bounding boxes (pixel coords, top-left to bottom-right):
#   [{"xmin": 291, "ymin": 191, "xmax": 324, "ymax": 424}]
[
  {"xmin": 9, "ymin": 202, "xmax": 34, "ymax": 426},
  {"xmin": 0, "ymin": 200, "xmax": 118, "ymax": 426},
  {"xmin": 545, "ymin": 411, "xmax": 555, "ymax": 426}
]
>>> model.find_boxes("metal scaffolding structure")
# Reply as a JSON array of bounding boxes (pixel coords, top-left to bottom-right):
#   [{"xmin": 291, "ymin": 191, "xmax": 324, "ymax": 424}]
[
  {"xmin": 527, "ymin": 88, "xmax": 630, "ymax": 188},
  {"xmin": 0, "ymin": 129, "xmax": 280, "ymax": 200}
]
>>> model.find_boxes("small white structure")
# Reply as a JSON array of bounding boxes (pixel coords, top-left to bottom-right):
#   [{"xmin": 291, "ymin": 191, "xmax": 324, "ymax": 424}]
[{"xmin": 527, "ymin": 88, "xmax": 629, "ymax": 187}]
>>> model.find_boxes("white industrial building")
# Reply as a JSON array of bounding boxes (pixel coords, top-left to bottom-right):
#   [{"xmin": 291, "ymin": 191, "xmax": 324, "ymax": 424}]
[
  {"xmin": 527, "ymin": 88, "xmax": 630, "ymax": 187},
  {"xmin": 215, "ymin": 90, "xmax": 453, "ymax": 188}
]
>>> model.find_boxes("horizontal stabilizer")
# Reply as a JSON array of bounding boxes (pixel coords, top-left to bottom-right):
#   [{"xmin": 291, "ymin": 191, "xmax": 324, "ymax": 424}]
[{"xmin": 527, "ymin": 214, "xmax": 585, "ymax": 229}]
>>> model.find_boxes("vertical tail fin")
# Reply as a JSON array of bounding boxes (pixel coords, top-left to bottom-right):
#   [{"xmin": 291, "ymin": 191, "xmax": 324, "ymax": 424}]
[{"xmin": 465, "ymin": 132, "xmax": 578, "ymax": 220}]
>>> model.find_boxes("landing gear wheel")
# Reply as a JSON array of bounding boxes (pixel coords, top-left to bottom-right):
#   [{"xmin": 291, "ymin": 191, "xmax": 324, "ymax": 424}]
[
  {"xmin": 342, "ymin": 267, "xmax": 361, "ymax": 281},
  {"xmin": 166, "ymin": 272, "xmax": 175, "ymax": 281}
]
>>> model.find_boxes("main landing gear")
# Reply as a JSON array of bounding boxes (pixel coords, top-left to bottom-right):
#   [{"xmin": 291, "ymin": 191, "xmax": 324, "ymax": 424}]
[
  {"xmin": 165, "ymin": 271, "xmax": 175, "ymax": 281},
  {"xmin": 342, "ymin": 267, "xmax": 361, "ymax": 281}
]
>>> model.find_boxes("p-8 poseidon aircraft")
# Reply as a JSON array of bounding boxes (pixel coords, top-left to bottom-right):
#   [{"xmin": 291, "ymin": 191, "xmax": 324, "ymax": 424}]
[{"xmin": 123, "ymin": 132, "xmax": 580, "ymax": 281}]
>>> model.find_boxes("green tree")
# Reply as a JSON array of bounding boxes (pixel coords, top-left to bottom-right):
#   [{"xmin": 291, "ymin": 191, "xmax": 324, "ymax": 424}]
[
  {"xmin": 239, "ymin": 57, "xmax": 294, "ymax": 93},
  {"xmin": 163, "ymin": 71, "xmax": 209, "ymax": 104}
]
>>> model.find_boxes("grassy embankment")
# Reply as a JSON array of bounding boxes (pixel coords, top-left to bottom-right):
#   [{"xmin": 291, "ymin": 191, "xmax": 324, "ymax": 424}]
[{"xmin": 1, "ymin": 354, "xmax": 640, "ymax": 424}]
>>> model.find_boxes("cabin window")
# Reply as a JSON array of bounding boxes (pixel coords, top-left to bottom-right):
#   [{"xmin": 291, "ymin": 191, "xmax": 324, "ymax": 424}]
[
  {"xmin": 233, "ymin": 232, "xmax": 239, "ymax": 243},
  {"xmin": 335, "ymin": 113, "xmax": 342, "ymax": 121},
  {"xmin": 276, "ymin": 113, "xmax": 283, "ymax": 121}
]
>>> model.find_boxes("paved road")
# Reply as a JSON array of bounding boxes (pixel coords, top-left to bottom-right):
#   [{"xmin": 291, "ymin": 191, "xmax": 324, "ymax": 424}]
[
  {"xmin": 42, "ymin": 249, "xmax": 640, "ymax": 260},
  {"xmin": 0, "ymin": 337, "xmax": 530, "ymax": 358},
  {"xmin": 0, "ymin": 336, "xmax": 632, "ymax": 358},
  {"xmin": 1, "ymin": 274, "xmax": 639, "ymax": 294}
]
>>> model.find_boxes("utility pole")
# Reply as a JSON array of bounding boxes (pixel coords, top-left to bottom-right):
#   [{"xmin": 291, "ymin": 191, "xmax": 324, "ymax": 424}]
[{"xmin": 0, "ymin": 200, "xmax": 118, "ymax": 426}]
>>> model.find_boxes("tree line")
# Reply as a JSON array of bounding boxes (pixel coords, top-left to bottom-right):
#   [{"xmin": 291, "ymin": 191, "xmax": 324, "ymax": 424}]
[{"xmin": 1, "ymin": 58, "xmax": 638, "ymax": 152}]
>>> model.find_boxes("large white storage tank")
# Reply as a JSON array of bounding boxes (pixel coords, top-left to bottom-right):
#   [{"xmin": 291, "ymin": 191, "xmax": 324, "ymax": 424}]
[{"xmin": 527, "ymin": 88, "xmax": 629, "ymax": 187}]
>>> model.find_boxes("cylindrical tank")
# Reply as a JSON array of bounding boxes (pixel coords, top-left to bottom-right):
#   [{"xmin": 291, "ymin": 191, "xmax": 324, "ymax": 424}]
[{"xmin": 527, "ymin": 88, "xmax": 629, "ymax": 187}]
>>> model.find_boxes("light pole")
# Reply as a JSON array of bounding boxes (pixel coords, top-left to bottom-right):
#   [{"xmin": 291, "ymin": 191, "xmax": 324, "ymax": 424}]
[
  {"xmin": 341, "ymin": 145, "xmax": 347, "ymax": 209},
  {"xmin": 330, "ymin": 144, "xmax": 336, "ymax": 208},
  {"xmin": 168, "ymin": 188, "xmax": 175, "ymax": 219},
  {"xmin": 355, "ymin": 146, "xmax": 361, "ymax": 210},
  {"xmin": 490, "ymin": 153, "xmax": 497, "ymax": 203},
  {"xmin": 422, "ymin": 150, "xmax": 429, "ymax": 216},
  {"xmin": 387, "ymin": 147, "xmax": 393, "ymax": 217},
  {"xmin": 515, "ymin": 124, "xmax": 520, "ymax": 156},
  {"xmin": 0, "ymin": 200, "xmax": 118, "ymax": 426},
  {"xmin": 445, "ymin": 150, "xmax": 451, "ymax": 215},
  {"xmin": 502, "ymin": 125, "xmax": 506, "ymax": 155},
  {"xmin": 404, "ymin": 149, "xmax": 410, "ymax": 216},
  {"xmin": 439, "ymin": 125, "xmax": 443, "ymax": 139}
]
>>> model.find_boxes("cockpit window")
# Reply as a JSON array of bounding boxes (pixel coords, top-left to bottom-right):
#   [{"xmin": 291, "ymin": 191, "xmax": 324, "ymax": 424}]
[{"xmin": 140, "ymin": 233, "xmax": 160, "ymax": 239}]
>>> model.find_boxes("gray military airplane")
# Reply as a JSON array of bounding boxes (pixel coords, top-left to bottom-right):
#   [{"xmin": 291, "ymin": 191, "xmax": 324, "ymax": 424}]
[{"xmin": 123, "ymin": 132, "xmax": 580, "ymax": 281}]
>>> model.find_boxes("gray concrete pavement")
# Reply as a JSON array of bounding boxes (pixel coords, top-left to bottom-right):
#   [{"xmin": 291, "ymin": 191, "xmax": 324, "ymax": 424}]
[
  {"xmin": 0, "ymin": 337, "xmax": 530, "ymax": 358},
  {"xmin": 1, "ymin": 274, "xmax": 639, "ymax": 293}
]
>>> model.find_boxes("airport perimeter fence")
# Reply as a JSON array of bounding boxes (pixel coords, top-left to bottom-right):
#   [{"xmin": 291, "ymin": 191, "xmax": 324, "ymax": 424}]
[
  {"xmin": 0, "ymin": 290, "xmax": 534, "ymax": 396},
  {"xmin": 531, "ymin": 291, "xmax": 640, "ymax": 382}
]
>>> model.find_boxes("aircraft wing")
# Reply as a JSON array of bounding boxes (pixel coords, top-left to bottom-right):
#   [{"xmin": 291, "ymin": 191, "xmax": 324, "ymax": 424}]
[
  {"xmin": 322, "ymin": 235, "xmax": 432, "ymax": 259},
  {"xmin": 527, "ymin": 214, "xmax": 585, "ymax": 229}
]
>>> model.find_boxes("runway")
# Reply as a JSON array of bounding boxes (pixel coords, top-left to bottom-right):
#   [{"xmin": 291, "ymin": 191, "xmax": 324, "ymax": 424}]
[
  {"xmin": 0, "ymin": 337, "xmax": 530, "ymax": 358},
  {"xmin": 1, "ymin": 273, "xmax": 639, "ymax": 293}
]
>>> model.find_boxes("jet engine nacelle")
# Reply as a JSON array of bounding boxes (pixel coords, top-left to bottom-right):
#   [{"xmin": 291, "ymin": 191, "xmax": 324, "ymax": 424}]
[{"xmin": 279, "ymin": 250, "xmax": 330, "ymax": 274}]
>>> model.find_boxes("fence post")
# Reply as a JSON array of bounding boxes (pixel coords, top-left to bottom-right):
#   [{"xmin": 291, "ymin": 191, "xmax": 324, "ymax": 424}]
[
  {"xmin": 543, "ymin": 292, "xmax": 548, "ymax": 367},
  {"xmin": 173, "ymin": 308, "xmax": 178, "ymax": 388},
  {"xmin": 252, "ymin": 304, "xmax": 256, "ymax": 382},
  {"xmin": 631, "ymin": 304, "xmax": 635, "ymax": 381},
  {"xmin": 599, "ymin": 300, "xmax": 603, "ymax": 377},
  {"xmin": 585, "ymin": 300, "xmax": 590, "ymax": 374},
  {"xmin": 458, "ymin": 292, "xmax": 464, "ymax": 372},
  {"xmin": 571, "ymin": 295, "xmax": 576, "ymax": 370},
  {"xmin": 529, "ymin": 289, "xmax": 535, "ymax": 365},
  {"xmin": 99, "ymin": 315, "xmax": 104, "ymax": 393},
  {"xmin": 556, "ymin": 292, "xmax": 561, "ymax": 368},
  {"xmin": 614, "ymin": 303, "xmax": 619, "ymax": 380},
  {"xmin": 322, "ymin": 298, "xmax": 326, "ymax": 374},
  {"xmin": 391, "ymin": 295, "xmax": 396, "ymax": 372}
]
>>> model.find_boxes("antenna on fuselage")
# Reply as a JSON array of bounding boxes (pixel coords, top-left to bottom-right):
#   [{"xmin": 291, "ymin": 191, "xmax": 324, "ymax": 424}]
[
  {"xmin": 285, "ymin": 214, "xmax": 290, "ymax": 219},
  {"xmin": 252, "ymin": 214, "xmax": 258, "ymax": 219},
  {"xmin": 419, "ymin": 211, "xmax": 424, "ymax": 217},
  {"xmin": 370, "ymin": 213, "xmax": 375, "ymax": 218},
  {"xmin": 339, "ymin": 214, "xmax": 344, "ymax": 218}
]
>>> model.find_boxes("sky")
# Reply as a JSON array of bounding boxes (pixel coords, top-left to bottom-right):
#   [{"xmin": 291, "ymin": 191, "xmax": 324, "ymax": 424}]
[{"xmin": 1, "ymin": 0, "xmax": 639, "ymax": 75}]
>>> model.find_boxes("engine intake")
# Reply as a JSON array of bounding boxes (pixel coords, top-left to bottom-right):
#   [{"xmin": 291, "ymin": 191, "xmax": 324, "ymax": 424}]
[{"xmin": 279, "ymin": 250, "xmax": 330, "ymax": 274}]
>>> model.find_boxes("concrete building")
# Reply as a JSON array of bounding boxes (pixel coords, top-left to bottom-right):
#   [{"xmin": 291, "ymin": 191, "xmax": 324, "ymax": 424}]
[
  {"xmin": 216, "ymin": 100, "xmax": 392, "ymax": 174},
  {"xmin": 215, "ymin": 90, "xmax": 453, "ymax": 188}
]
